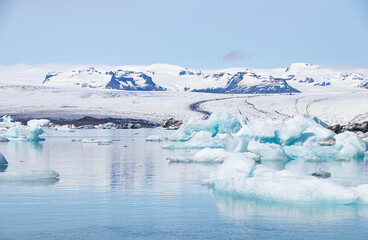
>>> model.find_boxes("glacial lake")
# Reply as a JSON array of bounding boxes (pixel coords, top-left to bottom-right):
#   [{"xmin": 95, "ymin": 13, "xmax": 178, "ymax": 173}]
[{"xmin": 0, "ymin": 128, "xmax": 368, "ymax": 240}]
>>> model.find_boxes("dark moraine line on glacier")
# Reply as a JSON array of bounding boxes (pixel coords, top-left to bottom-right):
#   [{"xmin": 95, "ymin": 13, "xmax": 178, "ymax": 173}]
[{"xmin": 189, "ymin": 96, "xmax": 260, "ymax": 116}]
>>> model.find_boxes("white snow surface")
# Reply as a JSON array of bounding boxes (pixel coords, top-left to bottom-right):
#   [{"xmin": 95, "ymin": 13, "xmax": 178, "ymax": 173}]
[{"xmin": 0, "ymin": 63, "xmax": 367, "ymax": 125}]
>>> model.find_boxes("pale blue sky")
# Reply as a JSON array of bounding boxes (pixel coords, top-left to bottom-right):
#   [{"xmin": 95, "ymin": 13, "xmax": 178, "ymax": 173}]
[{"xmin": 0, "ymin": 0, "xmax": 367, "ymax": 68}]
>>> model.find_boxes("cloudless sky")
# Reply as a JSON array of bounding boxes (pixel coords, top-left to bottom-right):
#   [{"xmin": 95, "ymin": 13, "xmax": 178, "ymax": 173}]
[{"xmin": 0, "ymin": 0, "xmax": 367, "ymax": 68}]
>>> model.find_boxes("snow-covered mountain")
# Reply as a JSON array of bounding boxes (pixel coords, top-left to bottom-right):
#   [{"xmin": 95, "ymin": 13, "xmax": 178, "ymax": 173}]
[
  {"xmin": 283, "ymin": 63, "xmax": 368, "ymax": 90},
  {"xmin": 1, "ymin": 63, "xmax": 368, "ymax": 94}
]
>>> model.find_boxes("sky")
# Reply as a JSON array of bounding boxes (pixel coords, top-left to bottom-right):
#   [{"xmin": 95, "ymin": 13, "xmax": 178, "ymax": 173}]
[{"xmin": 0, "ymin": 0, "xmax": 367, "ymax": 69}]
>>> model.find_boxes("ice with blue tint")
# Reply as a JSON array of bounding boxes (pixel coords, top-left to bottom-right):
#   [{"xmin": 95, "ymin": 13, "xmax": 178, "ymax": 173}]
[
  {"xmin": 167, "ymin": 148, "xmax": 260, "ymax": 163},
  {"xmin": 162, "ymin": 131, "xmax": 223, "ymax": 149},
  {"xmin": 156, "ymin": 113, "xmax": 367, "ymax": 165},
  {"xmin": 247, "ymin": 141, "xmax": 290, "ymax": 161},
  {"xmin": 334, "ymin": 131, "xmax": 366, "ymax": 159},
  {"xmin": 0, "ymin": 115, "xmax": 14, "ymax": 123},
  {"xmin": 236, "ymin": 123, "xmax": 278, "ymax": 143},
  {"xmin": 1, "ymin": 127, "xmax": 28, "ymax": 141},
  {"xmin": 176, "ymin": 112, "xmax": 242, "ymax": 137},
  {"xmin": 351, "ymin": 184, "xmax": 368, "ymax": 204},
  {"xmin": 0, "ymin": 152, "xmax": 8, "ymax": 166},
  {"xmin": 276, "ymin": 115, "xmax": 333, "ymax": 146},
  {"xmin": 283, "ymin": 145, "xmax": 338, "ymax": 161},
  {"xmin": 207, "ymin": 154, "xmax": 363, "ymax": 204},
  {"xmin": 1, "ymin": 118, "xmax": 50, "ymax": 141},
  {"xmin": 0, "ymin": 170, "xmax": 60, "ymax": 182}
]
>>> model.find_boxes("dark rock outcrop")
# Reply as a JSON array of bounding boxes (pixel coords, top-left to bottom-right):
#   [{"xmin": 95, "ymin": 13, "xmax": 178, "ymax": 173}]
[
  {"xmin": 162, "ymin": 118, "xmax": 183, "ymax": 129},
  {"xmin": 328, "ymin": 121, "xmax": 368, "ymax": 134}
]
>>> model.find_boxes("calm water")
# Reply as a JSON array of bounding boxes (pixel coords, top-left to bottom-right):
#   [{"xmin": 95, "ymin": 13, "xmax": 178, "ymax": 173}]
[{"xmin": 0, "ymin": 128, "xmax": 368, "ymax": 240}]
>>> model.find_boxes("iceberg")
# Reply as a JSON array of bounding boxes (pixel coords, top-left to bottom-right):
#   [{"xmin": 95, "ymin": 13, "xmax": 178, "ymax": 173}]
[
  {"xmin": 351, "ymin": 184, "xmax": 368, "ymax": 204},
  {"xmin": 27, "ymin": 119, "xmax": 50, "ymax": 128},
  {"xmin": 334, "ymin": 131, "xmax": 366, "ymax": 159},
  {"xmin": 207, "ymin": 154, "xmax": 360, "ymax": 204},
  {"xmin": 162, "ymin": 131, "xmax": 223, "ymax": 149},
  {"xmin": 276, "ymin": 115, "xmax": 333, "ymax": 146},
  {"xmin": 1, "ymin": 127, "xmax": 27, "ymax": 141},
  {"xmin": 0, "ymin": 152, "xmax": 8, "ymax": 166},
  {"xmin": 283, "ymin": 145, "xmax": 337, "ymax": 161},
  {"xmin": 167, "ymin": 149, "xmax": 260, "ymax": 164},
  {"xmin": 247, "ymin": 141, "xmax": 290, "ymax": 161},
  {"xmin": 0, "ymin": 170, "xmax": 60, "ymax": 182},
  {"xmin": 1, "ymin": 118, "xmax": 50, "ymax": 141},
  {"xmin": 175, "ymin": 112, "xmax": 242, "ymax": 137},
  {"xmin": 236, "ymin": 123, "xmax": 278, "ymax": 143},
  {"xmin": 190, "ymin": 148, "xmax": 232, "ymax": 163},
  {"xmin": 0, "ymin": 115, "xmax": 13, "ymax": 123}
]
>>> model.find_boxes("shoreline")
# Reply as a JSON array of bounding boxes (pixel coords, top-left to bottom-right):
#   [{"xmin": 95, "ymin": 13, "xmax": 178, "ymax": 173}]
[{"xmin": 12, "ymin": 116, "xmax": 161, "ymax": 128}]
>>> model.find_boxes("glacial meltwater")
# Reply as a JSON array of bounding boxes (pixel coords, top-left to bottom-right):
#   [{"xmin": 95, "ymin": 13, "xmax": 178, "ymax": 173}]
[{"xmin": 0, "ymin": 128, "xmax": 368, "ymax": 239}]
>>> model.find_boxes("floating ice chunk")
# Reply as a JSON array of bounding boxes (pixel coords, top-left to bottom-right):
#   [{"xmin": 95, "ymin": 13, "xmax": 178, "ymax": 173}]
[
  {"xmin": 146, "ymin": 135, "xmax": 168, "ymax": 142},
  {"xmin": 168, "ymin": 149, "xmax": 260, "ymax": 164},
  {"xmin": 0, "ymin": 115, "xmax": 14, "ymax": 123},
  {"xmin": 192, "ymin": 148, "xmax": 232, "ymax": 163},
  {"xmin": 276, "ymin": 115, "xmax": 333, "ymax": 146},
  {"xmin": 236, "ymin": 123, "xmax": 278, "ymax": 143},
  {"xmin": 351, "ymin": 184, "xmax": 368, "ymax": 204},
  {"xmin": 177, "ymin": 112, "xmax": 242, "ymax": 136},
  {"xmin": 247, "ymin": 141, "xmax": 290, "ymax": 161},
  {"xmin": 166, "ymin": 156, "xmax": 193, "ymax": 163},
  {"xmin": 1, "ymin": 127, "xmax": 27, "ymax": 141},
  {"xmin": 0, "ymin": 152, "xmax": 8, "ymax": 166},
  {"xmin": 81, "ymin": 138, "xmax": 113, "ymax": 144},
  {"xmin": 283, "ymin": 145, "xmax": 337, "ymax": 160},
  {"xmin": 207, "ymin": 154, "xmax": 256, "ymax": 189},
  {"xmin": 53, "ymin": 125, "xmax": 75, "ymax": 132},
  {"xmin": 334, "ymin": 131, "xmax": 366, "ymax": 159},
  {"xmin": 208, "ymin": 156, "xmax": 359, "ymax": 204},
  {"xmin": 103, "ymin": 122, "xmax": 116, "ymax": 129},
  {"xmin": 0, "ymin": 170, "xmax": 60, "ymax": 182},
  {"xmin": 0, "ymin": 136, "xmax": 8, "ymax": 142},
  {"xmin": 27, "ymin": 119, "xmax": 50, "ymax": 128},
  {"xmin": 167, "ymin": 131, "xmax": 194, "ymax": 141},
  {"xmin": 26, "ymin": 119, "xmax": 50, "ymax": 141},
  {"xmin": 163, "ymin": 131, "xmax": 223, "ymax": 149}
]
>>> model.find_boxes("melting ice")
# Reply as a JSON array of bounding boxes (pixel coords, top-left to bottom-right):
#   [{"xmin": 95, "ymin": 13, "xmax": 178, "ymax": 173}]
[{"xmin": 149, "ymin": 112, "xmax": 368, "ymax": 204}]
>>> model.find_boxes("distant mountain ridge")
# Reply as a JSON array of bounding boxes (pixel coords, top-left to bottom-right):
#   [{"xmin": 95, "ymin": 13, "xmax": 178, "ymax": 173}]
[{"xmin": 41, "ymin": 63, "xmax": 368, "ymax": 93}]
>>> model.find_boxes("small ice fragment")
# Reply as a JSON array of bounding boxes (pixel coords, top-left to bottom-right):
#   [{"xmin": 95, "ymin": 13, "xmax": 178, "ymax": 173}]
[
  {"xmin": 0, "ymin": 152, "xmax": 8, "ymax": 166},
  {"xmin": 146, "ymin": 135, "xmax": 168, "ymax": 142}
]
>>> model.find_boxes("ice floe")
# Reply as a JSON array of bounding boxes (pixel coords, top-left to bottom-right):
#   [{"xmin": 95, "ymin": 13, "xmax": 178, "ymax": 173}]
[
  {"xmin": 0, "ymin": 117, "xmax": 50, "ymax": 141},
  {"xmin": 0, "ymin": 152, "xmax": 8, "ymax": 166},
  {"xmin": 0, "ymin": 170, "xmax": 60, "ymax": 182},
  {"xmin": 206, "ymin": 154, "xmax": 362, "ymax": 204}
]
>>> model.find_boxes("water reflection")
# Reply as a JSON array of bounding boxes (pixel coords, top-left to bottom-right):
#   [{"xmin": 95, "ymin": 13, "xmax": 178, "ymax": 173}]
[
  {"xmin": 0, "ymin": 164, "xmax": 7, "ymax": 172},
  {"xmin": 209, "ymin": 189, "xmax": 368, "ymax": 222},
  {"xmin": 0, "ymin": 178, "xmax": 59, "ymax": 186}
]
